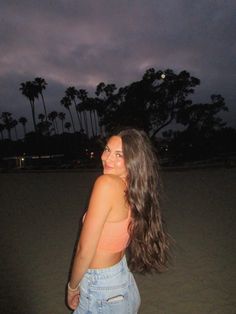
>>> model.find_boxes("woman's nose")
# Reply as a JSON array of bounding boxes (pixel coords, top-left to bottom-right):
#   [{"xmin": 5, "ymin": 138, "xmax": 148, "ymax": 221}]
[{"xmin": 106, "ymin": 152, "xmax": 114, "ymax": 161}]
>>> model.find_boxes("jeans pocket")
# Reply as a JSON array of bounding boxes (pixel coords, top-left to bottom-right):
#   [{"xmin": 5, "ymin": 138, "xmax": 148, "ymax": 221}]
[
  {"xmin": 104, "ymin": 291, "xmax": 129, "ymax": 312},
  {"xmin": 107, "ymin": 294, "xmax": 125, "ymax": 303}
]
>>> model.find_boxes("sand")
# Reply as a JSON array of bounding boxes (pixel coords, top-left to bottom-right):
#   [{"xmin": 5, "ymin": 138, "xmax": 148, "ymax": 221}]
[{"xmin": 0, "ymin": 168, "xmax": 235, "ymax": 314}]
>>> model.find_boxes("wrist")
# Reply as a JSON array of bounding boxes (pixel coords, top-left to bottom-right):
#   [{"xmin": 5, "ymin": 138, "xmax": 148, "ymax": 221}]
[{"xmin": 68, "ymin": 281, "xmax": 80, "ymax": 292}]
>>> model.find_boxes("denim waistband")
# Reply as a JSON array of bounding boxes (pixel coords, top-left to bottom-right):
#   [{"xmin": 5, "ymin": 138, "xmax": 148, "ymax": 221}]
[{"xmin": 85, "ymin": 255, "xmax": 128, "ymax": 279}]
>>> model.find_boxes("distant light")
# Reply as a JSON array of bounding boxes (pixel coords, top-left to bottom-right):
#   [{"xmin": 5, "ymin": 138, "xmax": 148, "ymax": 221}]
[
  {"xmin": 161, "ymin": 74, "xmax": 165, "ymax": 79},
  {"xmin": 21, "ymin": 157, "xmax": 25, "ymax": 161}
]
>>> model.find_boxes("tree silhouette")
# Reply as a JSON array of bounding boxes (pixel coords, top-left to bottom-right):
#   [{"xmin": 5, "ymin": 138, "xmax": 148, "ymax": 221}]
[
  {"xmin": 177, "ymin": 94, "xmax": 228, "ymax": 140},
  {"xmin": 149, "ymin": 69, "xmax": 200, "ymax": 137},
  {"xmin": 84, "ymin": 97, "xmax": 96, "ymax": 137},
  {"xmin": 38, "ymin": 113, "xmax": 45, "ymax": 122},
  {"xmin": 37, "ymin": 120, "xmax": 51, "ymax": 136},
  {"xmin": 1, "ymin": 112, "xmax": 14, "ymax": 140},
  {"xmin": 95, "ymin": 83, "xmax": 117, "ymax": 136},
  {"xmin": 34, "ymin": 77, "xmax": 48, "ymax": 120},
  {"xmin": 96, "ymin": 69, "xmax": 202, "ymax": 137},
  {"xmin": 19, "ymin": 117, "xmax": 27, "ymax": 138},
  {"xmin": 58, "ymin": 112, "xmax": 66, "ymax": 133},
  {"xmin": 60, "ymin": 96, "xmax": 76, "ymax": 133},
  {"xmin": 65, "ymin": 87, "xmax": 83, "ymax": 131},
  {"xmin": 48, "ymin": 111, "xmax": 58, "ymax": 134},
  {"xmin": 88, "ymin": 98, "xmax": 100, "ymax": 137},
  {"xmin": 12, "ymin": 68, "xmax": 232, "ymax": 161},
  {"xmin": 76, "ymin": 89, "xmax": 89, "ymax": 136},
  {"xmin": 0, "ymin": 123, "xmax": 5, "ymax": 140},
  {"xmin": 37, "ymin": 113, "xmax": 52, "ymax": 135},
  {"xmin": 65, "ymin": 121, "xmax": 71, "ymax": 133},
  {"xmin": 19, "ymin": 81, "xmax": 39, "ymax": 132}
]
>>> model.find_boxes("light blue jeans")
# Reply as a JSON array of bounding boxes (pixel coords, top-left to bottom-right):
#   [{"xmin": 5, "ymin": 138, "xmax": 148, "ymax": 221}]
[{"xmin": 73, "ymin": 255, "xmax": 141, "ymax": 313}]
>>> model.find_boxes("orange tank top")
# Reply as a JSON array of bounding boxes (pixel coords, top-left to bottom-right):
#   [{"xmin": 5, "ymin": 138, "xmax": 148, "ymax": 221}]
[{"xmin": 83, "ymin": 209, "xmax": 131, "ymax": 252}]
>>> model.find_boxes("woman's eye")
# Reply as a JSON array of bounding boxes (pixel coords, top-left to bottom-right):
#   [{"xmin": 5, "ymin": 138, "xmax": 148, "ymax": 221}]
[{"xmin": 116, "ymin": 153, "xmax": 123, "ymax": 158}]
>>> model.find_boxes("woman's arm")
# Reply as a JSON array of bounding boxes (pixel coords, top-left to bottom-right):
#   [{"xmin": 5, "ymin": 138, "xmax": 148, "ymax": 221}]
[{"xmin": 68, "ymin": 174, "xmax": 116, "ymax": 288}]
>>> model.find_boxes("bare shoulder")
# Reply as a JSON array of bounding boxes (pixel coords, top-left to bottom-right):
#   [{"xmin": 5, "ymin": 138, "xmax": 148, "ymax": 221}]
[
  {"xmin": 93, "ymin": 174, "xmax": 124, "ymax": 197},
  {"xmin": 87, "ymin": 175, "xmax": 124, "ymax": 213},
  {"xmin": 94, "ymin": 174, "xmax": 124, "ymax": 192}
]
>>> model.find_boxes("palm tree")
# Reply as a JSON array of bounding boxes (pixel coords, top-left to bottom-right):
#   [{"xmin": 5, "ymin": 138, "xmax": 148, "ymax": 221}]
[
  {"xmin": 0, "ymin": 123, "xmax": 5, "ymax": 140},
  {"xmin": 19, "ymin": 81, "xmax": 39, "ymax": 132},
  {"xmin": 90, "ymin": 98, "xmax": 100, "ymax": 136},
  {"xmin": 38, "ymin": 113, "xmax": 49, "ymax": 134},
  {"xmin": 84, "ymin": 98, "xmax": 97, "ymax": 137},
  {"xmin": 19, "ymin": 117, "xmax": 27, "ymax": 137},
  {"xmin": 60, "ymin": 96, "xmax": 76, "ymax": 132},
  {"xmin": 65, "ymin": 121, "xmax": 71, "ymax": 133},
  {"xmin": 77, "ymin": 89, "xmax": 89, "ymax": 136},
  {"xmin": 93, "ymin": 98, "xmax": 103, "ymax": 136},
  {"xmin": 58, "ymin": 112, "xmax": 66, "ymax": 133},
  {"xmin": 38, "ymin": 113, "xmax": 45, "ymax": 122},
  {"xmin": 34, "ymin": 77, "xmax": 48, "ymax": 120},
  {"xmin": 95, "ymin": 82, "xmax": 116, "ymax": 137},
  {"xmin": 94, "ymin": 97, "xmax": 104, "ymax": 136},
  {"xmin": 48, "ymin": 111, "xmax": 58, "ymax": 134},
  {"xmin": 37, "ymin": 113, "xmax": 51, "ymax": 135},
  {"xmin": 1, "ymin": 112, "xmax": 13, "ymax": 140},
  {"xmin": 65, "ymin": 87, "xmax": 83, "ymax": 130}
]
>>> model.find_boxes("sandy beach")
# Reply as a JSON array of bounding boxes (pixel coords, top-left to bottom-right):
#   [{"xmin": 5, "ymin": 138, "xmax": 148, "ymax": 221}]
[{"xmin": 0, "ymin": 167, "xmax": 236, "ymax": 314}]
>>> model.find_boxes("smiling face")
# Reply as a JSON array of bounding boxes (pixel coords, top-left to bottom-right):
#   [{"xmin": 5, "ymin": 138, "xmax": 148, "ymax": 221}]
[{"xmin": 101, "ymin": 136, "xmax": 127, "ymax": 179}]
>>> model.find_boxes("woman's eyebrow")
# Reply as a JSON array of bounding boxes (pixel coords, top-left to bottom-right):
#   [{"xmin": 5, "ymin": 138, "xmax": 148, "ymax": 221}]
[{"xmin": 105, "ymin": 144, "xmax": 123, "ymax": 153}]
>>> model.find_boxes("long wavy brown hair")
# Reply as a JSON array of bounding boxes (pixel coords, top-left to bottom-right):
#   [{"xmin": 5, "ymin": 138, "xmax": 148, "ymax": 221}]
[{"xmin": 116, "ymin": 128, "xmax": 171, "ymax": 273}]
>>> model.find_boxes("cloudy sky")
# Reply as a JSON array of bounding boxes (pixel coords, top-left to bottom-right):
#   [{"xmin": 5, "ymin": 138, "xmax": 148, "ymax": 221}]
[{"xmin": 1, "ymin": 0, "xmax": 236, "ymax": 133}]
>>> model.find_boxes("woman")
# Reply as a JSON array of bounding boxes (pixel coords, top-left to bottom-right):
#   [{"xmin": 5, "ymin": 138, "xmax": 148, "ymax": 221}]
[{"xmin": 67, "ymin": 128, "xmax": 170, "ymax": 313}]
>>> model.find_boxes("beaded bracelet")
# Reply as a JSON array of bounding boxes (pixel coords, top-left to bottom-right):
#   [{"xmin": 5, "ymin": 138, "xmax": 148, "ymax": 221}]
[{"xmin": 67, "ymin": 282, "xmax": 80, "ymax": 292}]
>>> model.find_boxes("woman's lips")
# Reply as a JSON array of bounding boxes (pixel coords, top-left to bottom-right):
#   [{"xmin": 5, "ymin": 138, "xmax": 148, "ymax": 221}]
[{"xmin": 103, "ymin": 164, "xmax": 113, "ymax": 170}]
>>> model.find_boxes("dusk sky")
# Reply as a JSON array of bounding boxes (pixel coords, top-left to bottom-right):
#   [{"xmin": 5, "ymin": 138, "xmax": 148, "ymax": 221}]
[{"xmin": 1, "ymin": 0, "xmax": 236, "ymax": 133}]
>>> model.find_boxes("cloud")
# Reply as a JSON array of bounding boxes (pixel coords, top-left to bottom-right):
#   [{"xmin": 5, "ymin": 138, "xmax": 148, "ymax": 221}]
[{"xmin": 0, "ymin": 0, "xmax": 235, "ymax": 129}]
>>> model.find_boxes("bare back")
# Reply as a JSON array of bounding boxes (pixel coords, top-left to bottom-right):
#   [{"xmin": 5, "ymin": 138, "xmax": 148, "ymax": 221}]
[{"xmin": 80, "ymin": 175, "xmax": 130, "ymax": 269}]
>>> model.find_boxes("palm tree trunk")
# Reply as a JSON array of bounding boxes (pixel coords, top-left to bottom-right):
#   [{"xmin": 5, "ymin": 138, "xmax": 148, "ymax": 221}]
[
  {"xmin": 91, "ymin": 110, "xmax": 96, "ymax": 136},
  {"xmin": 52, "ymin": 121, "xmax": 56, "ymax": 134},
  {"xmin": 30, "ymin": 100, "xmax": 37, "ymax": 132},
  {"xmin": 73, "ymin": 100, "xmax": 83, "ymax": 130},
  {"xmin": 89, "ymin": 111, "xmax": 95, "ymax": 137},
  {"xmin": 55, "ymin": 119, "xmax": 59, "ymax": 134},
  {"xmin": 68, "ymin": 108, "xmax": 76, "ymax": 133},
  {"xmin": 40, "ymin": 93, "xmax": 48, "ymax": 121},
  {"xmin": 93, "ymin": 110, "xmax": 99, "ymax": 136},
  {"xmin": 82, "ymin": 111, "xmax": 89, "ymax": 136}
]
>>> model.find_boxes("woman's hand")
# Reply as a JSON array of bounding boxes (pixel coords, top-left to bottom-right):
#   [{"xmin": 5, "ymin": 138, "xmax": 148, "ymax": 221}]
[{"xmin": 67, "ymin": 289, "xmax": 80, "ymax": 310}]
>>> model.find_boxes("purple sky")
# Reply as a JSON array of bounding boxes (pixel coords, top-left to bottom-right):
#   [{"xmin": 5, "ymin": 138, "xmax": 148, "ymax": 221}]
[{"xmin": 1, "ymin": 0, "xmax": 236, "ymax": 134}]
